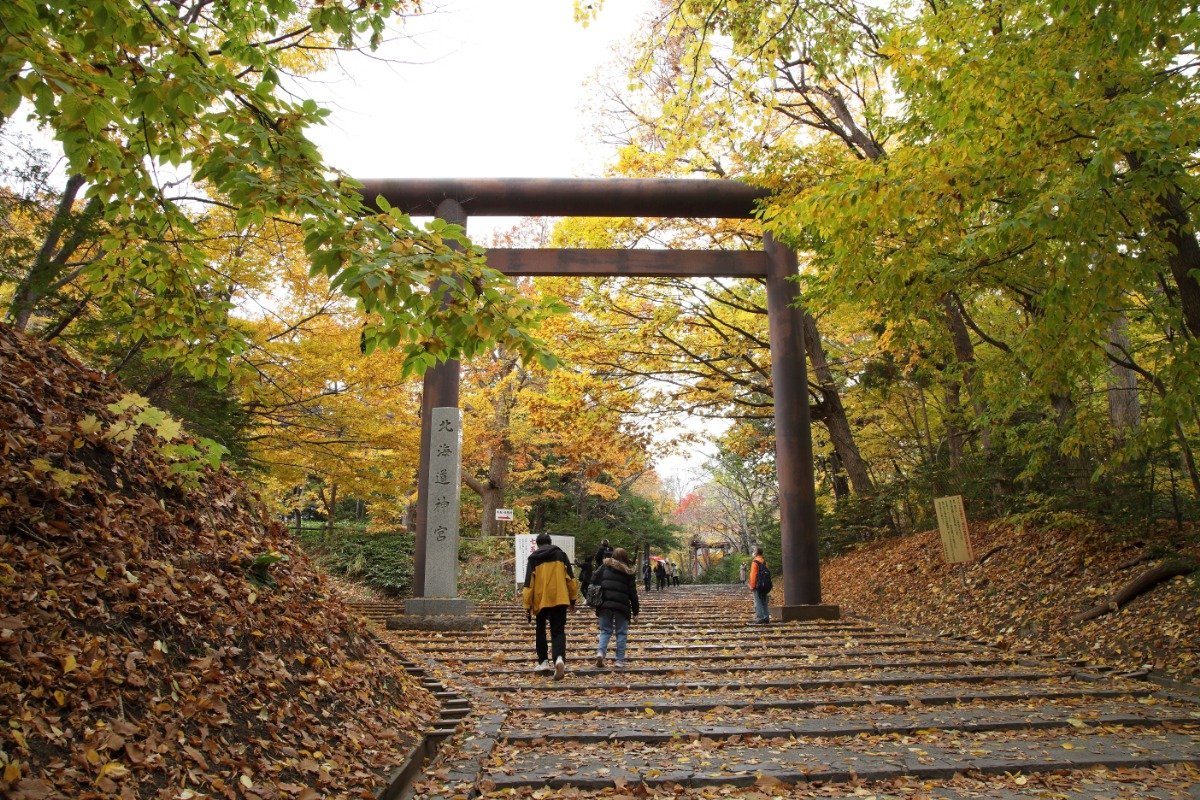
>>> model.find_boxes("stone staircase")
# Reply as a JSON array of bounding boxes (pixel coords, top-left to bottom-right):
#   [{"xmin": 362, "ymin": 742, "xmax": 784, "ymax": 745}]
[{"xmin": 352, "ymin": 584, "xmax": 1200, "ymax": 798}]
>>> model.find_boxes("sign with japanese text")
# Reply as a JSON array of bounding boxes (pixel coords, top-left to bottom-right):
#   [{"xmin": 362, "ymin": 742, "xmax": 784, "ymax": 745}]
[
  {"xmin": 934, "ymin": 494, "xmax": 974, "ymax": 564},
  {"xmin": 424, "ymin": 407, "xmax": 463, "ymax": 597}
]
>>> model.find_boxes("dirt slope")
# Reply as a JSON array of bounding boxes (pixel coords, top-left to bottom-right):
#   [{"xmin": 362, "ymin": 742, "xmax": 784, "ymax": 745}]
[
  {"xmin": 0, "ymin": 325, "xmax": 437, "ymax": 799},
  {"xmin": 824, "ymin": 519, "xmax": 1199, "ymax": 683}
]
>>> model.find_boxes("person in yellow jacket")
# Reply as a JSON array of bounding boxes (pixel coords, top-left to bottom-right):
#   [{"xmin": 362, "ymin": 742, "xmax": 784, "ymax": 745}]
[
  {"xmin": 521, "ymin": 533, "xmax": 579, "ymax": 679},
  {"xmin": 748, "ymin": 547, "xmax": 771, "ymax": 624}
]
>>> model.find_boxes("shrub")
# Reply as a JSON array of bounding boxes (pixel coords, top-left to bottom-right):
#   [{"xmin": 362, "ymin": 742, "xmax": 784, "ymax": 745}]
[{"xmin": 297, "ymin": 528, "xmax": 414, "ymax": 595}]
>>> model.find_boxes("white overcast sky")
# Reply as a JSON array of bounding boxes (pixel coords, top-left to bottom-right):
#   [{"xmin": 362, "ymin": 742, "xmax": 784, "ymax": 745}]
[{"xmin": 299, "ymin": 0, "xmax": 653, "ymax": 182}]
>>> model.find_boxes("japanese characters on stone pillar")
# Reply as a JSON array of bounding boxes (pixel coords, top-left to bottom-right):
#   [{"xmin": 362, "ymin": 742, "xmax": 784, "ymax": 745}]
[{"xmin": 424, "ymin": 407, "xmax": 463, "ymax": 598}]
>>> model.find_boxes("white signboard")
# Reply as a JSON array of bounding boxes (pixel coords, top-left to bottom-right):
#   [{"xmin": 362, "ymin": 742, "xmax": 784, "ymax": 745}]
[
  {"xmin": 495, "ymin": 508, "xmax": 514, "ymax": 522},
  {"xmin": 514, "ymin": 534, "xmax": 575, "ymax": 588}
]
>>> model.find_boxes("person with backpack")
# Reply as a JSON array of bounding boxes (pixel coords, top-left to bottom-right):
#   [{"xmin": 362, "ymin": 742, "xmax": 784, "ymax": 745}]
[
  {"xmin": 593, "ymin": 538, "xmax": 614, "ymax": 568},
  {"xmin": 522, "ymin": 533, "xmax": 579, "ymax": 679},
  {"xmin": 748, "ymin": 546, "xmax": 772, "ymax": 624},
  {"xmin": 590, "ymin": 547, "xmax": 639, "ymax": 668},
  {"xmin": 654, "ymin": 559, "xmax": 668, "ymax": 591}
]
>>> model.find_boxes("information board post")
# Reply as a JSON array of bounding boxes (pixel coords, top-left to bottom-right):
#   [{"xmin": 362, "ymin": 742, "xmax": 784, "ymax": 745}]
[
  {"xmin": 934, "ymin": 495, "xmax": 975, "ymax": 589},
  {"xmin": 934, "ymin": 495, "xmax": 974, "ymax": 564}
]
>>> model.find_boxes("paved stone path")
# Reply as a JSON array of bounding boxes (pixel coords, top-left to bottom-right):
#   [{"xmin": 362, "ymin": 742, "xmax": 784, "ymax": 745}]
[{"xmin": 355, "ymin": 584, "xmax": 1200, "ymax": 798}]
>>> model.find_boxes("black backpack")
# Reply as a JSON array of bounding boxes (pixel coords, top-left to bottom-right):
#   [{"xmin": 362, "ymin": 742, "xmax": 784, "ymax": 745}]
[{"xmin": 753, "ymin": 561, "xmax": 773, "ymax": 592}]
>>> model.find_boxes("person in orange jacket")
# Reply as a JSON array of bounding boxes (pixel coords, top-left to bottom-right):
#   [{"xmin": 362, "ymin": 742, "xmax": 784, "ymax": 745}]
[
  {"xmin": 747, "ymin": 547, "xmax": 771, "ymax": 624},
  {"xmin": 521, "ymin": 533, "xmax": 579, "ymax": 679}
]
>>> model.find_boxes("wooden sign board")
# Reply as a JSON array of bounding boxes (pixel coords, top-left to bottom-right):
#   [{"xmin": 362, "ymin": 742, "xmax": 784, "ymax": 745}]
[{"xmin": 933, "ymin": 495, "xmax": 974, "ymax": 564}]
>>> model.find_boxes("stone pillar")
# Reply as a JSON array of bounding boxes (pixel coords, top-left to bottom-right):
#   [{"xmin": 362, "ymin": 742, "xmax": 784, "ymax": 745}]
[
  {"xmin": 764, "ymin": 233, "xmax": 839, "ymax": 621},
  {"xmin": 424, "ymin": 407, "xmax": 463, "ymax": 597},
  {"xmin": 412, "ymin": 199, "xmax": 465, "ymax": 598},
  {"xmin": 405, "ymin": 410, "xmax": 473, "ymax": 618}
]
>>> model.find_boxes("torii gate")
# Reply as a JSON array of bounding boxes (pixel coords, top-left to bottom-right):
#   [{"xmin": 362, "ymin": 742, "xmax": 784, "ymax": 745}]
[{"xmin": 360, "ymin": 178, "xmax": 839, "ymax": 621}]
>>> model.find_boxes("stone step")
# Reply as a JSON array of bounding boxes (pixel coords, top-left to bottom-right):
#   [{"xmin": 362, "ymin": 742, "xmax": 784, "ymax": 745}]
[
  {"xmin": 532, "ymin": 685, "xmax": 1155, "ymax": 715},
  {"xmin": 441, "ymin": 644, "xmax": 983, "ymax": 665},
  {"xmin": 459, "ymin": 654, "xmax": 1020, "ymax": 678},
  {"xmin": 398, "ymin": 633, "xmax": 935, "ymax": 651},
  {"xmin": 481, "ymin": 730, "xmax": 1200, "ymax": 790},
  {"xmin": 482, "ymin": 668, "xmax": 1067, "ymax": 693},
  {"xmin": 499, "ymin": 701, "xmax": 1200, "ymax": 743}
]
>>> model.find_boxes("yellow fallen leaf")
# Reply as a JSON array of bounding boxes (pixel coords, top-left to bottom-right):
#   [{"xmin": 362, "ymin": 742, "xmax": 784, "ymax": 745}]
[
  {"xmin": 63, "ymin": 654, "xmax": 77, "ymax": 674},
  {"xmin": 1014, "ymin": 775, "xmax": 1028, "ymax": 786},
  {"xmin": 3, "ymin": 760, "xmax": 21, "ymax": 782},
  {"xmin": 94, "ymin": 566, "xmax": 108, "ymax": 580},
  {"xmin": 240, "ymin": 774, "xmax": 254, "ymax": 789},
  {"xmin": 1065, "ymin": 717, "xmax": 1085, "ymax": 728},
  {"xmin": 98, "ymin": 760, "xmax": 128, "ymax": 779},
  {"xmin": 1062, "ymin": 742, "xmax": 1075, "ymax": 750}
]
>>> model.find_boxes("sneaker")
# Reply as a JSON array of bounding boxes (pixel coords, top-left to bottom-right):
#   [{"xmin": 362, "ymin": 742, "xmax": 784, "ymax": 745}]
[
  {"xmin": 614, "ymin": 660, "xmax": 627, "ymax": 670},
  {"xmin": 553, "ymin": 656, "xmax": 565, "ymax": 680},
  {"xmin": 534, "ymin": 660, "xmax": 552, "ymax": 674},
  {"xmin": 595, "ymin": 655, "xmax": 606, "ymax": 669}
]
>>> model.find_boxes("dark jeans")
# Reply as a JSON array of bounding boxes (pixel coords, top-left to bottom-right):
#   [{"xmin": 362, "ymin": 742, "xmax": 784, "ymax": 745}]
[
  {"xmin": 656, "ymin": 575, "xmax": 666, "ymax": 591},
  {"xmin": 535, "ymin": 605, "xmax": 568, "ymax": 663}
]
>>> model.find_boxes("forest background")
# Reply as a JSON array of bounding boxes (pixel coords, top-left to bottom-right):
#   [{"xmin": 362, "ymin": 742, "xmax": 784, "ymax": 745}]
[{"xmin": 2, "ymin": 0, "xmax": 1198, "ymax": 599}]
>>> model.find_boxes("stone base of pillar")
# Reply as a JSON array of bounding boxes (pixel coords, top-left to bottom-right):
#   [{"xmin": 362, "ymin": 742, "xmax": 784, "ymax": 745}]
[
  {"xmin": 405, "ymin": 597, "xmax": 474, "ymax": 616},
  {"xmin": 771, "ymin": 604, "xmax": 841, "ymax": 622},
  {"xmin": 386, "ymin": 597, "xmax": 483, "ymax": 631}
]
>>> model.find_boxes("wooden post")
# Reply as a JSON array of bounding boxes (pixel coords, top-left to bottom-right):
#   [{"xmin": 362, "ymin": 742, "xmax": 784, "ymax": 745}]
[{"xmin": 764, "ymin": 233, "xmax": 839, "ymax": 620}]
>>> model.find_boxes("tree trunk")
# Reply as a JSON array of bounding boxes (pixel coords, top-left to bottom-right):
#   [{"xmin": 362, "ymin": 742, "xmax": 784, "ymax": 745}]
[
  {"xmin": 1126, "ymin": 153, "xmax": 1200, "ymax": 338},
  {"xmin": 1070, "ymin": 561, "xmax": 1195, "ymax": 623},
  {"xmin": 7, "ymin": 176, "xmax": 98, "ymax": 332},
  {"xmin": 801, "ymin": 312, "xmax": 874, "ymax": 494},
  {"xmin": 468, "ymin": 477, "xmax": 507, "ymax": 537},
  {"xmin": 943, "ymin": 296, "xmax": 991, "ymax": 452},
  {"xmin": 318, "ymin": 483, "xmax": 338, "ymax": 538},
  {"xmin": 1106, "ymin": 315, "xmax": 1141, "ymax": 438},
  {"xmin": 1172, "ymin": 421, "xmax": 1200, "ymax": 500},
  {"xmin": 943, "ymin": 379, "xmax": 965, "ymax": 470}
]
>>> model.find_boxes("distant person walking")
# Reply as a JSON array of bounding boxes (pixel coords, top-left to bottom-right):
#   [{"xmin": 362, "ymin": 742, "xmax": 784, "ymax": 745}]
[
  {"xmin": 748, "ymin": 547, "xmax": 772, "ymax": 624},
  {"xmin": 654, "ymin": 559, "xmax": 668, "ymax": 591},
  {"xmin": 577, "ymin": 559, "xmax": 594, "ymax": 600},
  {"xmin": 642, "ymin": 560, "xmax": 652, "ymax": 592},
  {"xmin": 522, "ymin": 533, "xmax": 579, "ymax": 679},
  {"xmin": 593, "ymin": 538, "xmax": 614, "ymax": 567},
  {"xmin": 592, "ymin": 547, "xmax": 639, "ymax": 668},
  {"xmin": 739, "ymin": 561, "xmax": 748, "ymax": 585},
  {"xmin": 671, "ymin": 561, "xmax": 681, "ymax": 586}
]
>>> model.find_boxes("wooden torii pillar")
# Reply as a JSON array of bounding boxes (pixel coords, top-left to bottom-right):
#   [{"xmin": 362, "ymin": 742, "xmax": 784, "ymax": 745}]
[{"xmin": 359, "ymin": 178, "xmax": 839, "ymax": 621}]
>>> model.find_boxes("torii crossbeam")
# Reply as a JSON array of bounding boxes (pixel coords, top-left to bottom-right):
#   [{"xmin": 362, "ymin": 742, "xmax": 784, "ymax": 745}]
[{"xmin": 361, "ymin": 177, "xmax": 838, "ymax": 621}]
